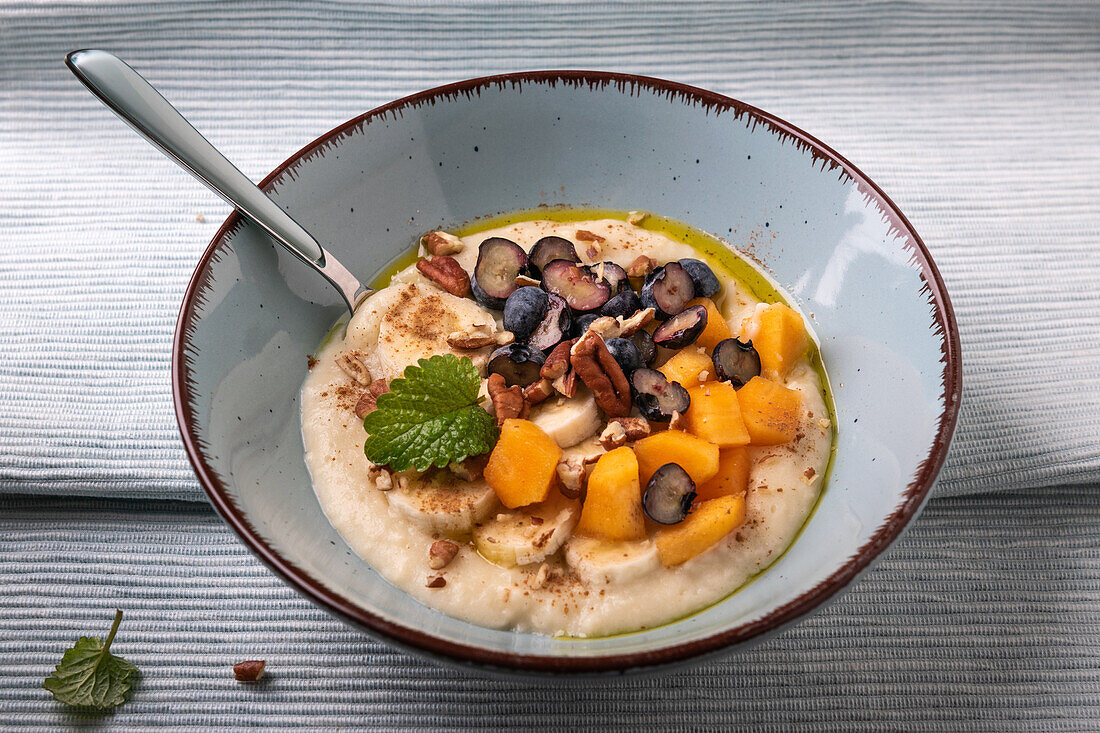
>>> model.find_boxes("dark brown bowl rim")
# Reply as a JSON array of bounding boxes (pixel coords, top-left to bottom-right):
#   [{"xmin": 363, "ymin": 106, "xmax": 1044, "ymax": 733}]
[{"xmin": 172, "ymin": 70, "xmax": 961, "ymax": 674}]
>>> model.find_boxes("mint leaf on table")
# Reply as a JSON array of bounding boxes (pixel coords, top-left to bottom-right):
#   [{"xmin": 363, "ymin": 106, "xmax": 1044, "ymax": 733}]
[
  {"xmin": 363, "ymin": 354, "xmax": 498, "ymax": 471},
  {"xmin": 43, "ymin": 610, "xmax": 138, "ymax": 710}
]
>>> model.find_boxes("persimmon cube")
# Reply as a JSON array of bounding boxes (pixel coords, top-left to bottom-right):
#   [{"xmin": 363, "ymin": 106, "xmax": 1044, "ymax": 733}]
[
  {"xmin": 736, "ymin": 376, "xmax": 801, "ymax": 445},
  {"xmin": 658, "ymin": 346, "xmax": 713, "ymax": 386},
  {"xmin": 685, "ymin": 382, "xmax": 750, "ymax": 447},
  {"xmin": 655, "ymin": 494, "xmax": 747, "ymax": 566},
  {"xmin": 574, "ymin": 446, "xmax": 645, "ymax": 541},
  {"xmin": 685, "ymin": 297, "xmax": 733, "ymax": 350},
  {"xmin": 484, "ymin": 418, "xmax": 563, "ymax": 508},
  {"xmin": 755, "ymin": 303, "xmax": 809, "ymax": 381},
  {"xmin": 633, "ymin": 430, "xmax": 720, "ymax": 487},
  {"xmin": 696, "ymin": 447, "xmax": 751, "ymax": 502}
]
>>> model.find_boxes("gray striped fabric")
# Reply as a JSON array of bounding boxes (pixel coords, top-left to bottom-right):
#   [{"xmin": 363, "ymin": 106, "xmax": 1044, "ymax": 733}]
[
  {"xmin": 1, "ymin": 0, "xmax": 1099, "ymax": 501},
  {"xmin": 2, "ymin": 487, "xmax": 1099, "ymax": 730}
]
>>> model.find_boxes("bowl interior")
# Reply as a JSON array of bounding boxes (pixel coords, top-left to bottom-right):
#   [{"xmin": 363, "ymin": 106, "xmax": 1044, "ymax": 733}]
[{"xmin": 175, "ymin": 74, "xmax": 958, "ymax": 672}]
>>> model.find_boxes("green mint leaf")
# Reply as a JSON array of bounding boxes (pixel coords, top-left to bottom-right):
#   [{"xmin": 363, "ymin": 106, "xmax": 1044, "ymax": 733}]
[
  {"xmin": 363, "ymin": 354, "xmax": 498, "ymax": 471},
  {"xmin": 44, "ymin": 610, "xmax": 138, "ymax": 710}
]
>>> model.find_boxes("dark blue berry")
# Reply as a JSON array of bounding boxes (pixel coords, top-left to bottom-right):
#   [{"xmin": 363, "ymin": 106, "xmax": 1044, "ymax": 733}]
[{"xmin": 503, "ymin": 287, "xmax": 549, "ymax": 341}]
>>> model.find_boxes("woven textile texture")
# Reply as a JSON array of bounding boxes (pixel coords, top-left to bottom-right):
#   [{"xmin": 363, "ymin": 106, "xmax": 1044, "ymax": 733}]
[
  {"xmin": 3, "ymin": 487, "xmax": 1099, "ymax": 730},
  {"xmin": 1, "ymin": 0, "xmax": 1099, "ymax": 501}
]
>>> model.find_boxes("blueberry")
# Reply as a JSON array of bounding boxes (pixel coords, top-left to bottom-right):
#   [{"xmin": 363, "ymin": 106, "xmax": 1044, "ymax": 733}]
[
  {"xmin": 631, "ymin": 368, "xmax": 691, "ymax": 422},
  {"xmin": 640, "ymin": 262, "xmax": 695, "ymax": 320},
  {"xmin": 503, "ymin": 287, "xmax": 549, "ymax": 341},
  {"xmin": 712, "ymin": 338, "xmax": 761, "ymax": 387},
  {"xmin": 572, "ymin": 312, "xmax": 601, "ymax": 337},
  {"xmin": 643, "ymin": 463, "xmax": 697, "ymax": 524},
  {"xmin": 678, "ymin": 258, "xmax": 721, "ymax": 298},
  {"xmin": 600, "ymin": 289, "xmax": 643, "ymax": 319},
  {"xmin": 527, "ymin": 293, "xmax": 573, "ymax": 352},
  {"xmin": 630, "ymin": 329, "xmax": 657, "ymax": 365},
  {"xmin": 605, "ymin": 337, "xmax": 643, "ymax": 375},
  {"xmin": 528, "ymin": 236, "xmax": 579, "ymax": 277},
  {"xmin": 472, "ymin": 237, "xmax": 527, "ymax": 309},
  {"xmin": 652, "ymin": 305, "xmax": 708, "ymax": 349},
  {"xmin": 542, "ymin": 259, "xmax": 611, "ymax": 312},
  {"xmin": 487, "ymin": 343, "xmax": 545, "ymax": 387}
]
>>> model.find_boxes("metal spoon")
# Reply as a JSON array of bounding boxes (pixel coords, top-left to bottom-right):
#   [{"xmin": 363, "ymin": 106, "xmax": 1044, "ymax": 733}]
[{"xmin": 66, "ymin": 49, "xmax": 372, "ymax": 315}]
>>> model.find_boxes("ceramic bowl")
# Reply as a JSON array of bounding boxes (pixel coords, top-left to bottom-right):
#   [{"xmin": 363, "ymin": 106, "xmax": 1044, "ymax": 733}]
[{"xmin": 173, "ymin": 72, "xmax": 960, "ymax": 674}]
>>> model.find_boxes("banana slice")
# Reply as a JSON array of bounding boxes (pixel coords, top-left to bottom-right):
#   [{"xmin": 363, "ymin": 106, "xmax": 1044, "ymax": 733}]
[
  {"xmin": 473, "ymin": 493, "xmax": 581, "ymax": 568},
  {"xmin": 564, "ymin": 536, "xmax": 661, "ymax": 585},
  {"xmin": 529, "ymin": 387, "xmax": 602, "ymax": 448},
  {"xmin": 386, "ymin": 471, "xmax": 499, "ymax": 535},
  {"xmin": 347, "ymin": 281, "xmax": 496, "ymax": 382}
]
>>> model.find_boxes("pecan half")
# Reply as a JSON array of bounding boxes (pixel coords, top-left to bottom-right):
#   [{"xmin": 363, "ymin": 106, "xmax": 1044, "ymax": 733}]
[
  {"xmin": 416, "ymin": 255, "xmax": 471, "ymax": 297},
  {"xmin": 429, "ymin": 540, "xmax": 459, "ymax": 569},
  {"xmin": 487, "ymin": 373, "xmax": 529, "ymax": 425},
  {"xmin": 233, "ymin": 660, "xmax": 266, "ymax": 682},
  {"xmin": 423, "ymin": 230, "xmax": 464, "ymax": 256},
  {"xmin": 540, "ymin": 339, "xmax": 576, "ymax": 380},
  {"xmin": 599, "ymin": 417, "xmax": 651, "ymax": 449},
  {"xmin": 569, "ymin": 332, "xmax": 632, "ymax": 417},
  {"xmin": 523, "ymin": 378, "xmax": 554, "ymax": 405}
]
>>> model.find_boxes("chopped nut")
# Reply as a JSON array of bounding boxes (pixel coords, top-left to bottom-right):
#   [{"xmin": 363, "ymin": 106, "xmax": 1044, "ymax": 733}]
[
  {"xmin": 598, "ymin": 421, "xmax": 628, "ymax": 449},
  {"xmin": 628, "ymin": 254, "xmax": 656, "ymax": 279},
  {"xmin": 306, "ymin": 354, "xmax": 318, "ymax": 370},
  {"xmin": 447, "ymin": 322, "xmax": 513, "ymax": 349},
  {"xmin": 487, "ymin": 373, "xmax": 529, "ymax": 425},
  {"xmin": 531, "ymin": 563, "xmax": 550, "ymax": 589},
  {"xmin": 801, "ymin": 467, "xmax": 818, "ymax": 484},
  {"xmin": 531, "ymin": 516, "xmax": 545, "ymax": 526},
  {"xmin": 429, "ymin": 540, "xmax": 459, "ymax": 569},
  {"xmin": 426, "ymin": 576, "xmax": 447, "ymax": 588},
  {"xmin": 598, "ymin": 417, "xmax": 651, "ymax": 449},
  {"xmin": 416, "ymin": 255, "xmax": 471, "ymax": 297},
  {"xmin": 369, "ymin": 379, "xmax": 391, "ymax": 398},
  {"xmin": 541, "ymin": 339, "xmax": 576, "ymax": 380},
  {"xmin": 627, "ymin": 210, "xmax": 649, "ymax": 225},
  {"xmin": 514, "ymin": 274, "xmax": 541, "ymax": 287},
  {"xmin": 575, "ymin": 229, "xmax": 606, "ymax": 243},
  {"xmin": 368, "ymin": 464, "xmax": 393, "ymax": 491},
  {"xmin": 552, "ymin": 368, "xmax": 578, "ymax": 398},
  {"xmin": 587, "ymin": 316, "xmax": 621, "ymax": 340},
  {"xmin": 556, "ymin": 456, "xmax": 586, "ymax": 499},
  {"xmin": 336, "ymin": 352, "xmax": 372, "ymax": 385},
  {"xmin": 423, "ymin": 230, "xmax": 465, "ymax": 256},
  {"xmin": 570, "ymin": 331, "xmax": 632, "ymax": 417},
  {"xmin": 818, "ymin": 418, "xmax": 832, "ymax": 430},
  {"xmin": 448, "ymin": 454, "xmax": 488, "ymax": 481},
  {"xmin": 698, "ymin": 370, "xmax": 710, "ymax": 382},
  {"xmin": 395, "ymin": 474, "xmax": 410, "ymax": 491},
  {"xmin": 523, "ymin": 378, "xmax": 555, "ymax": 405},
  {"xmin": 585, "ymin": 244, "xmax": 601, "ymax": 260},
  {"xmin": 669, "ymin": 410, "xmax": 686, "ymax": 431},
  {"xmin": 354, "ymin": 392, "xmax": 378, "ymax": 418},
  {"xmin": 233, "ymin": 660, "xmax": 266, "ymax": 682},
  {"xmin": 617, "ymin": 307, "xmax": 655, "ymax": 336}
]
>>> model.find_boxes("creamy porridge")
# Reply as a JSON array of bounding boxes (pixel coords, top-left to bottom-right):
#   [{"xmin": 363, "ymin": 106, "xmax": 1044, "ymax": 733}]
[{"xmin": 301, "ymin": 214, "xmax": 833, "ymax": 637}]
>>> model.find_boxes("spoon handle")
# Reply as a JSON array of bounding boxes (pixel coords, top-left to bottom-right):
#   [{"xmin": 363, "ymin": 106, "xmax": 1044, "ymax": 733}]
[{"xmin": 66, "ymin": 49, "xmax": 369, "ymax": 313}]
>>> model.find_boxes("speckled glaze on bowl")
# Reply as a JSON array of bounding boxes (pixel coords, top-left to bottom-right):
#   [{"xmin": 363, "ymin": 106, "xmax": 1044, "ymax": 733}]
[{"xmin": 172, "ymin": 72, "xmax": 960, "ymax": 675}]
